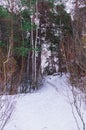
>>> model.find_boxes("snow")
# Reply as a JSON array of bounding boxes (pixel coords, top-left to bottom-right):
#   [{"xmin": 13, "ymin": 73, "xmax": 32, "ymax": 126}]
[{"xmin": 3, "ymin": 74, "xmax": 86, "ymax": 130}]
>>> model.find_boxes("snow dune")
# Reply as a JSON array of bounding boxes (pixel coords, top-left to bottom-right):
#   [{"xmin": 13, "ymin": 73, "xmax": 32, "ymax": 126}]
[{"xmin": 3, "ymin": 74, "xmax": 86, "ymax": 130}]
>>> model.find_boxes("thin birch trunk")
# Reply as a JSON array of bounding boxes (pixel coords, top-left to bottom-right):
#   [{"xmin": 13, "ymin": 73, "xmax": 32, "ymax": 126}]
[
  {"xmin": 31, "ymin": 13, "xmax": 35, "ymax": 89},
  {"xmin": 34, "ymin": 0, "xmax": 39, "ymax": 87}
]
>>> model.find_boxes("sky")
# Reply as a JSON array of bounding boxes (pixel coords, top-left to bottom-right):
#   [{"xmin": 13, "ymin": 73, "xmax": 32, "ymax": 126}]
[{"xmin": 66, "ymin": 0, "xmax": 73, "ymax": 13}]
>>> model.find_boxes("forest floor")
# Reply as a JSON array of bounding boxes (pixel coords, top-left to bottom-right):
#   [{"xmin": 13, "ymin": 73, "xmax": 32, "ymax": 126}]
[{"xmin": 3, "ymin": 74, "xmax": 86, "ymax": 130}]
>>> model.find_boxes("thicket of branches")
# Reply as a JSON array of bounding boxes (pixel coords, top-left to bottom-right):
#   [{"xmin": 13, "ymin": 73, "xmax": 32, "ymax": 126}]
[{"xmin": 55, "ymin": 0, "xmax": 86, "ymax": 93}]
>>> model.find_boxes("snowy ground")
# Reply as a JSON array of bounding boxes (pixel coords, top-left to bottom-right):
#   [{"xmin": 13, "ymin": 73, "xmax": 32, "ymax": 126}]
[{"xmin": 3, "ymin": 74, "xmax": 86, "ymax": 130}]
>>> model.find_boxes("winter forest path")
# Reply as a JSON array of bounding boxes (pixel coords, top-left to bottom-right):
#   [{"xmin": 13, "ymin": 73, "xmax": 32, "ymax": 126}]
[{"xmin": 4, "ymin": 74, "xmax": 86, "ymax": 130}]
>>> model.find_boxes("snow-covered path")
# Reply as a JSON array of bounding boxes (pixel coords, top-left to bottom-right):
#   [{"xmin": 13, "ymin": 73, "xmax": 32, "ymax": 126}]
[{"xmin": 4, "ymin": 74, "xmax": 86, "ymax": 130}]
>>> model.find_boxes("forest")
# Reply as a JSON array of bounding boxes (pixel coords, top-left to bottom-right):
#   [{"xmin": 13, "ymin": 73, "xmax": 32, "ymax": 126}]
[
  {"xmin": 0, "ymin": 0, "xmax": 86, "ymax": 129},
  {"xmin": 0, "ymin": 0, "xmax": 85, "ymax": 94}
]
